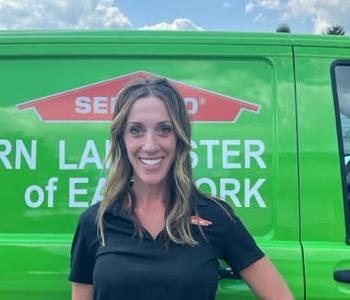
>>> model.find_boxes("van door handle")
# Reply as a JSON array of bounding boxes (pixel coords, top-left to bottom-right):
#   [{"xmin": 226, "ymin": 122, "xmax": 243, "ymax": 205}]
[
  {"xmin": 334, "ymin": 270, "xmax": 350, "ymax": 283},
  {"xmin": 218, "ymin": 268, "xmax": 241, "ymax": 279}
]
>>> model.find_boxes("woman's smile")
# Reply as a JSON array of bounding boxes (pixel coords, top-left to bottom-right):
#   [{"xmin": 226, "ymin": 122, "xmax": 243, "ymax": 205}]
[{"xmin": 139, "ymin": 157, "xmax": 163, "ymax": 167}]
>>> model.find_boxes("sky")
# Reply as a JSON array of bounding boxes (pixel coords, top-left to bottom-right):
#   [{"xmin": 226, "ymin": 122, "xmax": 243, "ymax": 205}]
[{"xmin": 0, "ymin": 0, "xmax": 349, "ymax": 34}]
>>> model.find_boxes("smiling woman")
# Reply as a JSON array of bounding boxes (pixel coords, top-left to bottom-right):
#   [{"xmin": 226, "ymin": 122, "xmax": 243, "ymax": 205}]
[{"xmin": 69, "ymin": 76, "xmax": 293, "ymax": 300}]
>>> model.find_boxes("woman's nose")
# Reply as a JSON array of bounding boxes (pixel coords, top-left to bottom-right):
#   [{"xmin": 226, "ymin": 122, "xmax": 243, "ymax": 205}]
[{"xmin": 142, "ymin": 132, "xmax": 158, "ymax": 152}]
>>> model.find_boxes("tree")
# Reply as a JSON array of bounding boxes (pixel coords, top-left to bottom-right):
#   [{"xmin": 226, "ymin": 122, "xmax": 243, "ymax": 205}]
[
  {"xmin": 276, "ymin": 24, "xmax": 291, "ymax": 33},
  {"xmin": 324, "ymin": 24, "xmax": 345, "ymax": 36}
]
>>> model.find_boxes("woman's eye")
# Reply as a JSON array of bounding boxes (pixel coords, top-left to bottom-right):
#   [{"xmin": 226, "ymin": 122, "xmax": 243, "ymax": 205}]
[
  {"xmin": 159, "ymin": 125, "xmax": 173, "ymax": 135},
  {"xmin": 129, "ymin": 126, "xmax": 142, "ymax": 136}
]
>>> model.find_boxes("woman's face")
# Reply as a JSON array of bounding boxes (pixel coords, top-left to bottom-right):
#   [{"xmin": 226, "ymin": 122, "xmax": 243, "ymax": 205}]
[{"xmin": 123, "ymin": 96, "xmax": 177, "ymax": 187}]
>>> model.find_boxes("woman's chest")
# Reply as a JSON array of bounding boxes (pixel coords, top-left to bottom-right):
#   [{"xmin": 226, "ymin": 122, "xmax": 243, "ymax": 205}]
[{"xmin": 92, "ymin": 234, "xmax": 219, "ymax": 298}]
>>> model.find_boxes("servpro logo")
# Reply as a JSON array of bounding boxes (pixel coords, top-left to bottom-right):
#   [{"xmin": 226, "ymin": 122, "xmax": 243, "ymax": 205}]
[{"xmin": 17, "ymin": 71, "xmax": 260, "ymax": 122}]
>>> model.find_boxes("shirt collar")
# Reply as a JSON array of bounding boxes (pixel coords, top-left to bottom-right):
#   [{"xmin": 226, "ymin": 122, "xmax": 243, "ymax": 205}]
[
  {"xmin": 106, "ymin": 199, "xmax": 132, "ymax": 220},
  {"xmin": 106, "ymin": 192, "xmax": 209, "ymax": 217}
]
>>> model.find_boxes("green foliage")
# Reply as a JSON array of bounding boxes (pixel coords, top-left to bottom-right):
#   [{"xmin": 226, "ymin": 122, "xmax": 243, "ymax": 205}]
[
  {"xmin": 276, "ymin": 23, "xmax": 291, "ymax": 33},
  {"xmin": 324, "ymin": 25, "xmax": 346, "ymax": 36}
]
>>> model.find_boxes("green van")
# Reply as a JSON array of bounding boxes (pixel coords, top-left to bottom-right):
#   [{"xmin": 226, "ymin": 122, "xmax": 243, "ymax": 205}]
[{"xmin": 1, "ymin": 31, "xmax": 350, "ymax": 299}]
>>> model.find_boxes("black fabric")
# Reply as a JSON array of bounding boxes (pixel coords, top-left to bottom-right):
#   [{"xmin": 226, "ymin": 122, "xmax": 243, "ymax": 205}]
[{"xmin": 69, "ymin": 194, "xmax": 264, "ymax": 300}]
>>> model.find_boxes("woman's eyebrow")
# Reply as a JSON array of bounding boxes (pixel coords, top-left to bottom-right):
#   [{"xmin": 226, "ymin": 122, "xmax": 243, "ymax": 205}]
[
  {"xmin": 157, "ymin": 120, "xmax": 172, "ymax": 125},
  {"xmin": 126, "ymin": 120, "xmax": 172, "ymax": 126},
  {"xmin": 126, "ymin": 121, "xmax": 142, "ymax": 125}
]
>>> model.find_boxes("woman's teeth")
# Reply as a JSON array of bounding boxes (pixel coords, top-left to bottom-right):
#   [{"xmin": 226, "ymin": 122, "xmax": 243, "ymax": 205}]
[{"xmin": 140, "ymin": 158, "xmax": 162, "ymax": 165}]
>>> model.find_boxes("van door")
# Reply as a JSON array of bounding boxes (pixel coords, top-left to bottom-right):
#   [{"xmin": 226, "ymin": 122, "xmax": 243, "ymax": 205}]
[{"xmin": 295, "ymin": 45, "xmax": 350, "ymax": 299}]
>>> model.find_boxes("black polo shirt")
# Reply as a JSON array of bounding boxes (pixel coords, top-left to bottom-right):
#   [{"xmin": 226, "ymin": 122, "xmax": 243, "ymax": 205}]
[{"xmin": 69, "ymin": 195, "xmax": 264, "ymax": 300}]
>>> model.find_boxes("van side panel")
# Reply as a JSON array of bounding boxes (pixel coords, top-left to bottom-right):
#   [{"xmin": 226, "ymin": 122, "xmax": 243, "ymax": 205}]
[
  {"xmin": 295, "ymin": 46, "xmax": 350, "ymax": 299},
  {"xmin": 0, "ymin": 34, "xmax": 303, "ymax": 299}
]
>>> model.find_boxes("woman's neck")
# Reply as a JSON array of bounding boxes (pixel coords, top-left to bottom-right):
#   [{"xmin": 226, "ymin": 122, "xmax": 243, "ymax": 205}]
[{"xmin": 132, "ymin": 179, "xmax": 169, "ymax": 206}]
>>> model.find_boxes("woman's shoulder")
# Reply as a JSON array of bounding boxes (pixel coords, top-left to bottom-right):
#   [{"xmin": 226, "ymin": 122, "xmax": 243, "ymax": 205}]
[
  {"xmin": 193, "ymin": 192, "xmax": 235, "ymax": 224},
  {"xmin": 77, "ymin": 202, "xmax": 101, "ymax": 228}
]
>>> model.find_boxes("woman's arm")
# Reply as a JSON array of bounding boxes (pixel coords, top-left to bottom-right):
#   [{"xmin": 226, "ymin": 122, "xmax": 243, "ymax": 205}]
[
  {"xmin": 71, "ymin": 282, "xmax": 93, "ymax": 300},
  {"xmin": 239, "ymin": 256, "xmax": 294, "ymax": 300}
]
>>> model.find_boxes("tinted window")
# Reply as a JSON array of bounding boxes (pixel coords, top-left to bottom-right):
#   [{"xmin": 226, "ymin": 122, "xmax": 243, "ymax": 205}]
[
  {"xmin": 335, "ymin": 65, "xmax": 350, "ymax": 162},
  {"xmin": 333, "ymin": 62, "xmax": 350, "ymax": 241}
]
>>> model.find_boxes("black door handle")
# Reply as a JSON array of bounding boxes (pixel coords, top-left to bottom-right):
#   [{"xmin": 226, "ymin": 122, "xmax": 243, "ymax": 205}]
[
  {"xmin": 334, "ymin": 270, "xmax": 350, "ymax": 283},
  {"xmin": 218, "ymin": 268, "xmax": 241, "ymax": 280}
]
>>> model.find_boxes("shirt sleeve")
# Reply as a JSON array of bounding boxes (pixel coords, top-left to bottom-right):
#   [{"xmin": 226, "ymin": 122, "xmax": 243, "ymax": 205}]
[
  {"xmin": 220, "ymin": 202, "xmax": 265, "ymax": 273},
  {"xmin": 69, "ymin": 210, "xmax": 97, "ymax": 284}
]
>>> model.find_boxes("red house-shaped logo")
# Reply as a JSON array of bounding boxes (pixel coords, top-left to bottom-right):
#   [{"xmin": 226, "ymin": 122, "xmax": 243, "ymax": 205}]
[{"xmin": 17, "ymin": 71, "xmax": 260, "ymax": 122}]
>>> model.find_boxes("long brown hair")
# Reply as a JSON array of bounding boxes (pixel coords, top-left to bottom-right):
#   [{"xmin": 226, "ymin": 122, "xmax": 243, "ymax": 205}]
[{"xmin": 97, "ymin": 76, "xmax": 199, "ymax": 246}]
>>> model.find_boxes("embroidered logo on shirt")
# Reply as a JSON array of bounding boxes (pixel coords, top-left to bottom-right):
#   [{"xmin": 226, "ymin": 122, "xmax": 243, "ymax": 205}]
[{"xmin": 191, "ymin": 216, "xmax": 212, "ymax": 226}]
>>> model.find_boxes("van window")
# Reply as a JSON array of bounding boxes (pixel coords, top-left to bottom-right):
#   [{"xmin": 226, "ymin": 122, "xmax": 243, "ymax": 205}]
[
  {"xmin": 335, "ymin": 65, "xmax": 350, "ymax": 163},
  {"xmin": 335, "ymin": 65, "xmax": 350, "ymax": 159},
  {"xmin": 333, "ymin": 62, "xmax": 350, "ymax": 239}
]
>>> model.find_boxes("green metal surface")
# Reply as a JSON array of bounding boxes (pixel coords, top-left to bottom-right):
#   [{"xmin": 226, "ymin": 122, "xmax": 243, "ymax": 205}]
[
  {"xmin": 295, "ymin": 45, "xmax": 350, "ymax": 299},
  {"xmin": 1, "ymin": 30, "xmax": 349, "ymax": 299}
]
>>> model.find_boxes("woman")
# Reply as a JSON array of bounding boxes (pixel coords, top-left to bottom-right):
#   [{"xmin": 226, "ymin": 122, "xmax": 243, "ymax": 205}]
[{"xmin": 69, "ymin": 77, "xmax": 294, "ymax": 300}]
